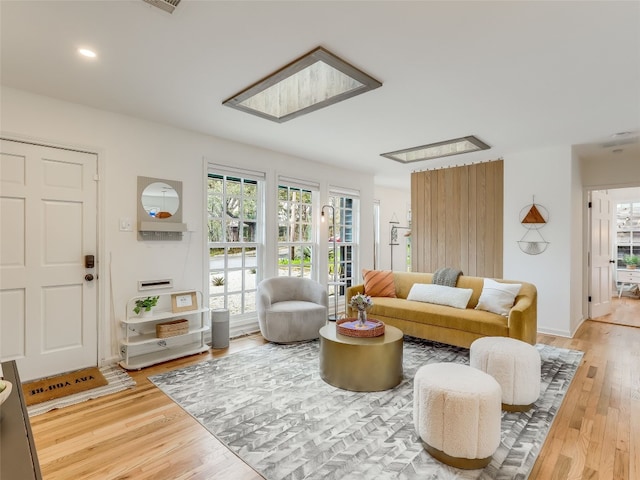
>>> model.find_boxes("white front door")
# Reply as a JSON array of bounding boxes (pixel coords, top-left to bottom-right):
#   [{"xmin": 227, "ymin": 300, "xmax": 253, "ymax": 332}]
[
  {"xmin": 589, "ymin": 190, "xmax": 613, "ymax": 319},
  {"xmin": 0, "ymin": 139, "xmax": 98, "ymax": 381}
]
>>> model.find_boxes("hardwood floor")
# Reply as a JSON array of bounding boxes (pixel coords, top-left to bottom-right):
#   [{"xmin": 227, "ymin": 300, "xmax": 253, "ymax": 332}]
[
  {"xmin": 592, "ymin": 295, "xmax": 640, "ymax": 329},
  {"xmin": 30, "ymin": 302, "xmax": 639, "ymax": 480}
]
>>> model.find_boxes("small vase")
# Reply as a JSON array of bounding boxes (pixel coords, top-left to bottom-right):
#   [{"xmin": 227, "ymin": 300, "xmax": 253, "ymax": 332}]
[
  {"xmin": 141, "ymin": 308, "xmax": 154, "ymax": 318},
  {"xmin": 357, "ymin": 309, "xmax": 367, "ymax": 326}
]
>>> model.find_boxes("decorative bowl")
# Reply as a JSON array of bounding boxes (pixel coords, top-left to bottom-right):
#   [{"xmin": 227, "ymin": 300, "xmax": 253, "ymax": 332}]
[
  {"xmin": 0, "ymin": 380, "xmax": 13, "ymax": 406},
  {"xmin": 336, "ymin": 318, "xmax": 385, "ymax": 338}
]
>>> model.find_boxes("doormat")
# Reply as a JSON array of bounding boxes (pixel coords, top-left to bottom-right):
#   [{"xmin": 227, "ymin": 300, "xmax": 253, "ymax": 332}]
[
  {"xmin": 22, "ymin": 367, "xmax": 108, "ymax": 406},
  {"xmin": 27, "ymin": 365, "xmax": 136, "ymax": 417}
]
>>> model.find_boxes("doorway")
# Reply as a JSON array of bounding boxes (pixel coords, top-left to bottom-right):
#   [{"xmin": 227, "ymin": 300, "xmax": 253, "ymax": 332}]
[
  {"xmin": 589, "ymin": 186, "xmax": 640, "ymax": 328},
  {"xmin": 0, "ymin": 139, "xmax": 99, "ymax": 381}
]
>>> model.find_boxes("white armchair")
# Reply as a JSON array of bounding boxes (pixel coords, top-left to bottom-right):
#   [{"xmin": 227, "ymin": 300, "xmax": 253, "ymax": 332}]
[{"xmin": 256, "ymin": 277, "xmax": 328, "ymax": 343}]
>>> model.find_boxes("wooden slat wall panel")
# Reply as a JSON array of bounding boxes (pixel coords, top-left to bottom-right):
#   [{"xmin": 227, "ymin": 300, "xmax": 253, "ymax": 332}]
[
  {"xmin": 494, "ymin": 162, "xmax": 504, "ymax": 274},
  {"xmin": 410, "ymin": 160, "xmax": 503, "ymax": 277},
  {"xmin": 468, "ymin": 165, "xmax": 477, "ymax": 273}
]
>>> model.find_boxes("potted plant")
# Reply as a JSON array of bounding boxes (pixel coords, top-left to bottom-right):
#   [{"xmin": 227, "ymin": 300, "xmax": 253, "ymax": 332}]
[
  {"xmin": 623, "ymin": 254, "xmax": 639, "ymax": 269},
  {"xmin": 134, "ymin": 296, "xmax": 159, "ymax": 315}
]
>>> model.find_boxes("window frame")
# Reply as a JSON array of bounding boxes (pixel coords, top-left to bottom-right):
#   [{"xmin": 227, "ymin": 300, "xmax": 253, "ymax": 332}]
[
  {"xmin": 277, "ymin": 183, "xmax": 317, "ymax": 279},
  {"xmin": 207, "ymin": 169, "xmax": 264, "ymax": 324}
]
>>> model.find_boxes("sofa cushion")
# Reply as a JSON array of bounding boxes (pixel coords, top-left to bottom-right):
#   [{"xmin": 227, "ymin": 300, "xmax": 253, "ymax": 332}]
[
  {"xmin": 407, "ymin": 284, "xmax": 473, "ymax": 309},
  {"xmin": 368, "ymin": 297, "xmax": 509, "ymax": 337},
  {"xmin": 362, "ymin": 269, "xmax": 396, "ymax": 298},
  {"xmin": 393, "ymin": 272, "xmax": 434, "ymax": 299},
  {"xmin": 475, "ymin": 279, "xmax": 522, "ymax": 316}
]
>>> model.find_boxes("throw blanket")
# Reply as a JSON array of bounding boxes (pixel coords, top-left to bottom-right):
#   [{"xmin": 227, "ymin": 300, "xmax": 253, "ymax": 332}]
[{"xmin": 433, "ymin": 267, "xmax": 463, "ymax": 287}]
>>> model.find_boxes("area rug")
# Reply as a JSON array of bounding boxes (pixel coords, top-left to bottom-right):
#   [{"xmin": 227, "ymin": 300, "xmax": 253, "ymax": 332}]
[
  {"xmin": 27, "ymin": 365, "xmax": 136, "ymax": 417},
  {"xmin": 149, "ymin": 337, "xmax": 583, "ymax": 480}
]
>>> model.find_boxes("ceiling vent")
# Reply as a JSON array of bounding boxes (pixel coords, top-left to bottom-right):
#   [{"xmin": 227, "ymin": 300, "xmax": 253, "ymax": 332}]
[{"xmin": 142, "ymin": 0, "xmax": 180, "ymax": 14}]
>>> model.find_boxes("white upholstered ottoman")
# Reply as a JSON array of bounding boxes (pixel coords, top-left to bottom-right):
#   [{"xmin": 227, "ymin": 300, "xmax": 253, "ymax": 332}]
[
  {"xmin": 470, "ymin": 336, "xmax": 541, "ymax": 412},
  {"xmin": 413, "ymin": 363, "xmax": 502, "ymax": 469}
]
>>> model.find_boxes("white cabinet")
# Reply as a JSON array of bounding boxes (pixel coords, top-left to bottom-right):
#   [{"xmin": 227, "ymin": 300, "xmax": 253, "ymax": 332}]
[
  {"xmin": 119, "ymin": 291, "xmax": 209, "ymax": 370},
  {"xmin": 617, "ymin": 269, "xmax": 640, "ymax": 283},
  {"xmin": 616, "ymin": 269, "xmax": 640, "ymax": 298}
]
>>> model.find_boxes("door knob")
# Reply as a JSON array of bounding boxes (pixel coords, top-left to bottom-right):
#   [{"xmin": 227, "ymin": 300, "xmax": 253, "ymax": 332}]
[{"xmin": 85, "ymin": 274, "xmax": 94, "ymax": 281}]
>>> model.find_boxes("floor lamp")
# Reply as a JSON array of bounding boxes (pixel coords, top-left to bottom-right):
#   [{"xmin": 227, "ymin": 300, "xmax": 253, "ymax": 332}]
[
  {"xmin": 390, "ymin": 224, "xmax": 411, "ymax": 271},
  {"xmin": 322, "ymin": 204, "xmax": 343, "ymax": 321}
]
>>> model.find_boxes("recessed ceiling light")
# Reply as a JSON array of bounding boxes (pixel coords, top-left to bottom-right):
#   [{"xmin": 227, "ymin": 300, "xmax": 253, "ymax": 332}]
[
  {"xmin": 223, "ymin": 47, "xmax": 382, "ymax": 123},
  {"xmin": 381, "ymin": 136, "xmax": 491, "ymax": 164},
  {"xmin": 78, "ymin": 48, "xmax": 97, "ymax": 58}
]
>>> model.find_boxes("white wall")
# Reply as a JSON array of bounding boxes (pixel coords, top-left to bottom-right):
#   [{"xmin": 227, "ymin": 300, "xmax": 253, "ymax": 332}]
[
  {"xmin": 609, "ymin": 187, "xmax": 640, "ymax": 203},
  {"xmin": 1, "ymin": 86, "xmax": 377, "ymax": 363},
  {"xmin": 503, "ymin": 146, "xmax": 574, "ymax": 337},
  {"xmin": 374, "ymin": 186, "xmax": 411, "ymax": 272},
  {"xmin": 570, "ymin": 151, "xmax": 584, "ymax": 334},
  {"xmin": 581, "ymin": 155, "xmax": 640, "ymax": 189}
]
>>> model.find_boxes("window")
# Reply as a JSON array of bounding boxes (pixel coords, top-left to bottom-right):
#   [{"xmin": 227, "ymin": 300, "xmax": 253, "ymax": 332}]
[
  {"xmin": 277, "ymin": 184, "xmax": 315, "ymax": 278},
  {"xmin": 328, "ymin": 191, "xmax": 359, "ymax": 315},
  {"xmin": 207, "ymin": 171, "xmax": 263, "ymax": 321}
]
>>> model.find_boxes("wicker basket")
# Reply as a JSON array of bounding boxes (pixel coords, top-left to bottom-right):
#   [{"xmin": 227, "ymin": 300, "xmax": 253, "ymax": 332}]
[{"xmin": 156, "ymin": 319, "xmax": 189, "ymax": 338}]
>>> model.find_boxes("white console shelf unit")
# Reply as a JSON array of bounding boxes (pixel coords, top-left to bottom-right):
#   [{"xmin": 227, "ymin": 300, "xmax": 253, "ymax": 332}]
[{"xmin": 119, "ymin": 290, "xmax": 209, "ymax": 370}]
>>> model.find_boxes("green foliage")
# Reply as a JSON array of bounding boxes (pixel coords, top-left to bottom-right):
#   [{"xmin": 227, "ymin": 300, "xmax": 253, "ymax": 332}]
[
  {"xmin": 212, "ymin": 276, "xmax": 225, "ymax": 286},
  {"xmin": 279, "ymin": 258, "xmax": 312, "ymax": 266},
  {"xmin": 207, "ymin": 176, "xmax": 258, "ymax": 243},
  {"xmin": 133, "ymin": 296, "xmax": 159, "ymax": 314},
  {"xmin": 624, "ymin": 254, "xmax": 639, "ymax": 266}
]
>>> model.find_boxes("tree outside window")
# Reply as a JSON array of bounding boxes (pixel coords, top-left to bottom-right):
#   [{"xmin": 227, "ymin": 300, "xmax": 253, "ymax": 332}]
[
  {"xmin": 208, "ymin": 174, "xmax": 261, "ymax": 317},
  {"xmin": 277, "ymin": 185, "xmax": 313, "ymax": 278}
]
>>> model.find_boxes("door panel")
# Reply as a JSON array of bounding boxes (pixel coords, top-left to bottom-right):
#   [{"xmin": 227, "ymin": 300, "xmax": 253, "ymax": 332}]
[
  {"xmin": 589, "ymin": 190, "xmax": 613, "ymax": 319},
  {"xmin": 0, "ymin": 289, "xmax": 25, "ymax": 358},
  {"xmin": 0, "ymin": 139, "xmax": 98, "ymax": 381}
]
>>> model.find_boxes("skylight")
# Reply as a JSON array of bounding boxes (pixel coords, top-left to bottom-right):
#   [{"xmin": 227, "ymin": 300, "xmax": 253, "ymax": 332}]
[
  {"xmin": 381, "ymin": 136, "xmax": 491, "ymax": 163},
  {"xmin": 223, "ymin": 47, "xmax": 382, "ymax": 123}
]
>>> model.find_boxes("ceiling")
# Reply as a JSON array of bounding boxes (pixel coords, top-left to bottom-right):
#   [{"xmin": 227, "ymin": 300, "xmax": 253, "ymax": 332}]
[{"xmin": 1, "ymin": 0, "xmax": 638, "ymax": 188}]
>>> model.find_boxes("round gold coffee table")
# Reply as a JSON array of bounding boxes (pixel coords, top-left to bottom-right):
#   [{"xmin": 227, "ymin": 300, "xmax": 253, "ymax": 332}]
[{"xmin": 319, "ymin": 322, "xmax": 403, "ymax": 392}]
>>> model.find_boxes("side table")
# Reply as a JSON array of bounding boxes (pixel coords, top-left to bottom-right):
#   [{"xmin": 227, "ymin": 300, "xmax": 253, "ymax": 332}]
[{"xmin": 319, "ymin": 322, "xmax": 403, "ymax": 391}]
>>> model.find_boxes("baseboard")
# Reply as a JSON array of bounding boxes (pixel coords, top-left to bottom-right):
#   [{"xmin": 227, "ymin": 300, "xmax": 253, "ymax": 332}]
[
  {"xmin": 100, "ymin": 355, "xmax": 121, "ymax": 367},
  {"xmin": 537, "ymin": 326, "xmax": 573, "ymax": 338},
  {"xmin": 570, "ymin": 316, "xmax": 587, "ymax": 338}
]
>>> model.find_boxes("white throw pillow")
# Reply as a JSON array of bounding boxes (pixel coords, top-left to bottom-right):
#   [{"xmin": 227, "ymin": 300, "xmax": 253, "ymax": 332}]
[
  {"xmin": 407, "ymin": 283, "xmax": 473, "ymax": 309},
  {"xmin": 475, "ymin": 279, "xmax": 522, "ymax": 316}
]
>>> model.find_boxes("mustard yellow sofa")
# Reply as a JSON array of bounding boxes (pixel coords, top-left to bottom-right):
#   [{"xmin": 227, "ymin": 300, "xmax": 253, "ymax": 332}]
[{"xmin": 346, "ymin": 272, "xmax": 537, "ymax": 348}]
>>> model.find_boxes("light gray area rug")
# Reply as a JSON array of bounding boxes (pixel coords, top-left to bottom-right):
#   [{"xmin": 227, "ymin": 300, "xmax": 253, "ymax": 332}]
[
  {"xmin": 150, "ymin": 337, "xmax": 583, "ymax": 480},
  {"xmin": 28, "ymin": 365, "xmax": 136, "ymax": 417}
]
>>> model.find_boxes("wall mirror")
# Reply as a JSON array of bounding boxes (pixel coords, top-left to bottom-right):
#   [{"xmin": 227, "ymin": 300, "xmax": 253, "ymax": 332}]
[
  {"xmin": 137, "ymin": 176, "xmax": 187, "ymax": 240},
  {"xmin": 141, "ymin": 181, "xmax": 180, "ymax": 218}
]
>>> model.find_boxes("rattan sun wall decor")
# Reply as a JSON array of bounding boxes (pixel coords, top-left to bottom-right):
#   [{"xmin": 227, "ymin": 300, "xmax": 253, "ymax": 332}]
[{"xmin": 518, "ymin": 198, "xmax": 549, "ymax": 255}]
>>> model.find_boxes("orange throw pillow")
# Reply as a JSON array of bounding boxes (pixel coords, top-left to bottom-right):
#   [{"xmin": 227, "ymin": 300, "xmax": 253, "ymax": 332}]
[{"xmin": 362, "ymin": 269, "xmax": 397, "ymax": 298}]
